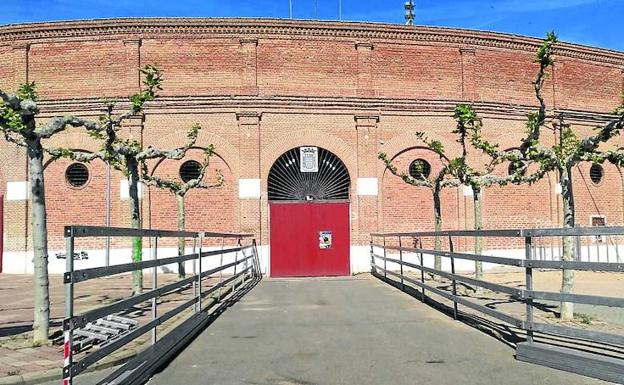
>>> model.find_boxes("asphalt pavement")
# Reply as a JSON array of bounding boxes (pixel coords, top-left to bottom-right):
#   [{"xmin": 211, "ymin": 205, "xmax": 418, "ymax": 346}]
[{"xmin": 142, "ymin": 276, "xmax": 607, "ymax": 385}]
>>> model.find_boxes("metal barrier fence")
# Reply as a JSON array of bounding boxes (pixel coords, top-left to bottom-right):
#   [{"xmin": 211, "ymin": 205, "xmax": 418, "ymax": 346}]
[
  {"xmin": 370, "ymin": 226, "xmax": 624, "ymax": 383},
  {"xmin": 62, "ymin": 226, "xmax": 261, "ymax": 385}
]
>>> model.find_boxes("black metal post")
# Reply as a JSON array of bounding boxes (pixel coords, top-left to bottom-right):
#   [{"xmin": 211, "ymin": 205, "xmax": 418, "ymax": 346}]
[
  {"xmin": 418, "ymin": 238, "xmax": 426, "ymax": 302},
  {"xmin": 449, "ymin": 235, "xmax": 458, "ymax": 320},
  {"xmin": 383, "ymin": 236, "xmax": 387, "ymax": 280},
  {"xmin": 525, "ymin": 235, "xmax": 534, "ymax": 343},
  {"xmin": 398, "ymin": 236, "xmax": 404, "ymax": 291}
]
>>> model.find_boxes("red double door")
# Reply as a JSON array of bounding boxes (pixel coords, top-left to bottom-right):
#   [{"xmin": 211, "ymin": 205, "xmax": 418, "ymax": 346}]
[{"xmin": 269, "ymin": 201, "xmax": 350, "ymax": 277}]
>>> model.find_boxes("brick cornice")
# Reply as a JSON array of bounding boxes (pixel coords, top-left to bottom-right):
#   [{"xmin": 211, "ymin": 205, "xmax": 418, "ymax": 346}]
[
  {"xmin": 34, "ymin": 96, "xmax": 617, "ymax": 125},
  {"xmin": 1, "ymin": 18, "xmax": 622, "ymax": 66}
]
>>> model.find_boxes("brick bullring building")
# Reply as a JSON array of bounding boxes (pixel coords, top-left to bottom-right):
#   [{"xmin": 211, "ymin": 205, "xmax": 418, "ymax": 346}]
[{"xmin": 0, "ymin": 18, "xmax": 623, "ymax": 276}]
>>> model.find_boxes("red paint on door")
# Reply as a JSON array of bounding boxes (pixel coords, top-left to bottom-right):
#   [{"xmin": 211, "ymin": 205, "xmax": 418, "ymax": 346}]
[{"xmin": 270, "ymin": 202, "xmax": 350, "ymax": 277}]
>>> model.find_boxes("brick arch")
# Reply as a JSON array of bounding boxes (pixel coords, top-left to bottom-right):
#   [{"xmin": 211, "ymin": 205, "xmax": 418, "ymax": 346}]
[
  {"xmin": 261, "ymin": 129, "xmax": 357, "ymax": 188},
  {"xmin": 148, "ymin": 130, "xmax": 239, "ymax": 178},
  {"xmin": 380, "ymin": 130, "xmax": 463, "ymax": 162},
  {"xmin": 43, "ymin": 131, "xmax": 101, "ymax": 154},
  {"xmin": 148, "ymin": 147, "xmax": 232, "ymax": 176},
  {"xmin": 147, "ymin": 147, "xmax": 239, "ymax": 241},
  {"xmin": 382, "ymin": 145, "xmax": 451, "ymax": 178},
  {"xmin": 380, "ymin": 146, "xmax": 460, "ymax": 234}
]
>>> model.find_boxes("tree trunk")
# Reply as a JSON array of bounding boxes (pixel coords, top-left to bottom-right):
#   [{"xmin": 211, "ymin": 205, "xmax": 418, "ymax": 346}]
[
  {"xmin": 433, "ymin": 188, "xmax": 442, "ymax": 272},
  {"xmin": 176, "ymin": 193, "xmax": 186, "ymax": 278},
  {"xmin": 560, "ymin": 166, "xmax": 575, "ymax": 320},
  {"xmin": 473, "ymin": 186, "xmax": 484, "ymax": 294},
  {"xmin": 28, "ymin": 140, "xmax": 50, "ymax": 345},
  {"xmin": 128, "ymin": 159, "xmax": 143, "ymax": 295}
]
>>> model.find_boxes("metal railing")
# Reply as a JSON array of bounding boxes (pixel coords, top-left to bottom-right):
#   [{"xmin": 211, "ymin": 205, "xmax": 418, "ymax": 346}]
[
  {"xmin": 370, "ymin": 226, "xmax": 624, "ymax": 384},
  {"xmin": 62, "ymin": 225, "xmax": 261, "ymax": 385}
]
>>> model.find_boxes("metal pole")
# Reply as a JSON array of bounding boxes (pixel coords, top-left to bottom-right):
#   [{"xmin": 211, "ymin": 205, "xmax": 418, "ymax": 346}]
[
  {"xmin": 382, "ymin": 236, "xmax": 387, "ymax": 280},
  {"xmin": 62, "ymin": 231, "xmax": 75, "ymax": 385},
  {"xmin": 105, "ymin": 164, "xmax": 111, "ymax": 267},
  {"xmin": 449, "ymin": 235, "xmax": 458, "ymax": 320},
  {"xmin": 398, "ymin": 236, "xmax": 404, "ymax": 291},
  {"xmin": 525, "ymin": 236, "xmax": 534, "ymax": 343},
  {"xmin": 151, "ymin": 237, "xmax": 158, "ymax": 345},
  {"xmin": 338, "ymin": 0, "xmax": 342, "ymax": 20},
  {"xmin": 193, "ymin": 236, "xmax": 198, "ymax": 313},
  {"xmin": 576, "ymin": 235, "xmax": 581, "ymax": 262},
  {"xmin": 369, "ymin": 239, "xmax": 375, "ymax": 273},
  {"xmin": 289, "ymin": 0, "xmax": 293, "ymax": 19},
  {"xmin": 241, "ymin": 238, "xmax": 247, "ymax": 286},
  {"xmin": 218, "ymin": 238, "xmax": 224, "ymax": 301},
  {"xmin": 198, "ymin": 233, "xmax": 203, "ymax": 312},
  {"xmin": 418, "ymin": 238, "xmax": 425, "ymax": 302}
]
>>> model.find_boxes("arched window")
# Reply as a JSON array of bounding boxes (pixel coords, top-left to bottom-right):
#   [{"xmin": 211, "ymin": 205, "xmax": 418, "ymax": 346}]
[{"xmin": 268, "ymin": 147, "xmax": 350, "ymax": 201}]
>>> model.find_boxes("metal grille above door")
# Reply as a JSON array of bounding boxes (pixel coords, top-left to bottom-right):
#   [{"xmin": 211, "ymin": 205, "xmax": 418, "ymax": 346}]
[{"xmin": 268, "ymin": 147, "xmax": 350, "ymax": 201}]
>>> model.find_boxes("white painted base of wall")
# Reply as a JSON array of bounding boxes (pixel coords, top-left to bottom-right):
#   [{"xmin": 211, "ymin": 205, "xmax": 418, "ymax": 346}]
[
  {"xmin": 3, "ymin": 246, "xmax": 262, "ymax": 275},
  {"xmin": 3, "ymin": 243, "xmax": 621, "ymax": 276}
]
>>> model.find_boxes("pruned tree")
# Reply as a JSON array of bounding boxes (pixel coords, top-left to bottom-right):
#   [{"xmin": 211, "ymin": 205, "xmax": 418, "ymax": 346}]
[
  {"xmin": 0, "ymin": 82, "xmax": 97, "ymax": 344},
  {"xmin": 141, "ymin": 143, "xmax": 224, "ymax": 278},
  {"xmin": 49, "ymin": 65, "xmax": 202, "ymax": 295},
  {"xmin": 476, "ymin": 32, "xmax": 624, "ymax": 319},
  {"xmin": 378, "ymin": 150, "xmax": 459, "ymax": 273},
  {"xmin": 380, "ymin": 104, "xmax": 530, "ymax": 289}
]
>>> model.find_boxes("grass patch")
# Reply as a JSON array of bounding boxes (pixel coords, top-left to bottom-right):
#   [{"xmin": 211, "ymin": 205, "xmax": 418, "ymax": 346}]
[{"xmin": 574, "ymin": 312, "xmax": 596, "ymax": 325}]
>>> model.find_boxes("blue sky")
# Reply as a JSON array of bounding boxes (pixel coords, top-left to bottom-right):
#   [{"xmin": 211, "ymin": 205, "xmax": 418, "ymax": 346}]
[{"xmin": 2, "ymin": 0, "xmax": 623, "ymax": 51}]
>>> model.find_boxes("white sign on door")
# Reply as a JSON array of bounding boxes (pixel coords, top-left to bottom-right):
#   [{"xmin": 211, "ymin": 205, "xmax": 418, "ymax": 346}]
[{"xmin": 300, "ymin": 146, "xmax": 319, "ymax": 172}]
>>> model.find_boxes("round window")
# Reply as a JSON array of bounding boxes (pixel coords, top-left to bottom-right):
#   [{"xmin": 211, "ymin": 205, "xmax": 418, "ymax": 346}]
[
  {"xmin": 590, "ymin": 164, "xmax": 603, "ymax": 185},
  {"xmin": 65, "ymin": 163, "xmax": 89, "ymax": 188},
  {"xmin": 409, "ymin": 159, "xmax": 431, "ymax": 180},
  {"xmin": 179, "ymin": 160, "xmax": 202, "ymax": 183}
]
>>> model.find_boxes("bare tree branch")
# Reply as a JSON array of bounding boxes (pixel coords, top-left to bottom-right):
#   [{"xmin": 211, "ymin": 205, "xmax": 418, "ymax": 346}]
[
  {"xmin": 46, "ymin": 147, "xmax": 105, "ymax": 163},
  {"xmin": 137, "ymin": 124, "xmax": 201, "ymax": 161},
  {"xmin": 37, "ymin": 115, "xmax": 101, "ymax": 138}
]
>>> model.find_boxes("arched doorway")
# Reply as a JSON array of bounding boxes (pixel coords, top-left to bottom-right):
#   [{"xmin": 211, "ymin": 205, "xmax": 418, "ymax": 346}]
[{"xmin": 268, "ymin": 146, "xmax": 351, "ymax": 277}]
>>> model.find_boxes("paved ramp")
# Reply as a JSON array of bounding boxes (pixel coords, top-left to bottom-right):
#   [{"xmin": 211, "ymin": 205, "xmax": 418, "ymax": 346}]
[{"xmin": 146, "ymin": 276, "xmax": 606, "ymax": 385}]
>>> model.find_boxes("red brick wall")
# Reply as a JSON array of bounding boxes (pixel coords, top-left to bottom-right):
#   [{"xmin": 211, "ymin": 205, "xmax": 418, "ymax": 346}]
[
  {"xmin": 257, "ymin": 39, "xmax": 357, "ymax": 97},
  {"xmin": 0, "ymin": 19, "xmax": 623, "ymax": 255},
  {"xmin": 29, "ymin": 40, "xmax": 137, "ymax": 99},
  {"xmin": 372, "ymin": 44, "xmax": 462, "ymax": 99},
  {"xmin": 141, "ymin": 39, "xmax": 244, "ymax": 96}
]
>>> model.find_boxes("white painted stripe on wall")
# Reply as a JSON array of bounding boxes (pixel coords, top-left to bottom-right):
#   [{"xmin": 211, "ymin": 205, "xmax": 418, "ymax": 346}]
[
  {"xmin": 357, "ymin": 177, "xmax": 378, "ymax": 196},
  {"xmin": 120, "ymin": 180, "xmax": 143, "ymax": 200},
  {"xmin": 239, "ymin": 178, "xmax": 261, "ymax": 199},
  {"xmin": 6, "ymin": 181, "xmax": 29, "ymax": 201}
]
